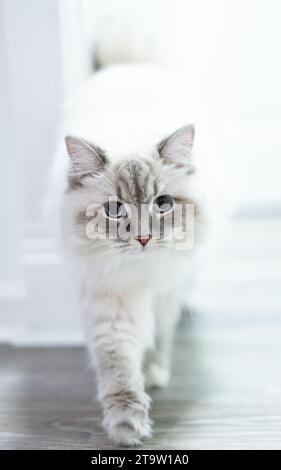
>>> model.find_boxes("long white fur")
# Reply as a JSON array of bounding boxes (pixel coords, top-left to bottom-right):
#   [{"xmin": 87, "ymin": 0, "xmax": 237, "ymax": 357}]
[{"xmin": 59, "ymin": 37, "xmax": 227, "ymax": 446}]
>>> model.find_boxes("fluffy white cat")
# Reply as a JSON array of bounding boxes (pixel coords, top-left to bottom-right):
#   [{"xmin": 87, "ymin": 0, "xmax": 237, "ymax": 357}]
[{"xmin": 60, "ymin": 53, "xmax": 224, "ymax": 445}]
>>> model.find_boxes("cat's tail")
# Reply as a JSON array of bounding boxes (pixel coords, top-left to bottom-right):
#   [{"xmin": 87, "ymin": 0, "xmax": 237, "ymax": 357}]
[{"xmin": 93, "ymin": 17, "xmax": 160, "ymax": 69}]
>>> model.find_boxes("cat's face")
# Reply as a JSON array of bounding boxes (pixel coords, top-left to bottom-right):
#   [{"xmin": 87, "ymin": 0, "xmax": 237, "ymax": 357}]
[{"xmin": 64, "ymin": 125, "xmax": 199, "ymax": 257}]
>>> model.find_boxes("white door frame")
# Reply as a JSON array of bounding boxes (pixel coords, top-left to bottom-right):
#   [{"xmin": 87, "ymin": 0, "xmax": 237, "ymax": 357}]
[{"xmin": 0, "ymin": 0, "xmax": 91, "ymax": 345}]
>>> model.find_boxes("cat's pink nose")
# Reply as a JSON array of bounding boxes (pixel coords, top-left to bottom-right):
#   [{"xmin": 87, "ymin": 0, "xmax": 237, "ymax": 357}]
[{"xmin": 136, "ymin": 235, "xmax": 151, "ymax": 247}]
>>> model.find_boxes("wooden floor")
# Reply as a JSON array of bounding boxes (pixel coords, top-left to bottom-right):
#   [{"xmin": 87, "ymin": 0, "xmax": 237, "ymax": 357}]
[{"xmin": 1, "ymin": 327, "xmax": 281, "ymax": 450}]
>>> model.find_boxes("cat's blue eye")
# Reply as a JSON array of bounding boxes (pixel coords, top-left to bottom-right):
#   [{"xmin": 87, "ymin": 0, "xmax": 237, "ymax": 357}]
[
  {"xmin": 104, "ymin": 201, "xmax": 127, "ymax": 219},
  {"xmin": 153, "ymin": 195, "xmax": 174, "ymax": 214}
]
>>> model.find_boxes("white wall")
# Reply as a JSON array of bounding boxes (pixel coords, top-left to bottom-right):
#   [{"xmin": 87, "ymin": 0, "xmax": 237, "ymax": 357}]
[
  {"xmin": 0, "ymin": 0, "xmax": 24, "ymax": 340},
  {"xmin": 0, "ymin": 0, "xmax": 88, "ymax": 345},
  {"xmin": 83, "ymin": 0, "xmax": 281, "ymax": 210},
  {"xmin": 1, "ymin": 0, "xmax": 281, "ymax": 345}
]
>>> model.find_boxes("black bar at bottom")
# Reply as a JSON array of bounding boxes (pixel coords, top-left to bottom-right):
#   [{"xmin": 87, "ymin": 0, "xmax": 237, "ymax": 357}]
[{"xmin": 0, "ymin": 449, "xmax": 279, "ymax": 467}]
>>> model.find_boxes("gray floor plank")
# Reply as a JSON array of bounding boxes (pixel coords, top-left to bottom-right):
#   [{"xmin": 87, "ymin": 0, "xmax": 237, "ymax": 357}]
[{"xmin": 1, "ymin": 327, "xmax": 281, "ymax": 449}]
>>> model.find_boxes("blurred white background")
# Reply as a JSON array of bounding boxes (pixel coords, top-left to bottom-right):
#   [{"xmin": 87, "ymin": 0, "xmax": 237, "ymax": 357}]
[{"xmin": 1, "ymin": 0, "xmax": 281, "ymax": 345}]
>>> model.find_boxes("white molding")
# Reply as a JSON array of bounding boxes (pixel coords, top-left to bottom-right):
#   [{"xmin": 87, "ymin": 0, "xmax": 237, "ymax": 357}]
[
  {"xmin": 0, "ymin": 0, "xmax": 88, "ymax": 346},
  {"xmin": 0, "ymin": 225, "xmax": 84, "ymax": 346},
  {"xmin": 0, "ymin": 0, "xmax": 25, "ymax": 341},
  {"xmin": 10, "ymin": 231, "xmax": 84, "ymax": 346}
]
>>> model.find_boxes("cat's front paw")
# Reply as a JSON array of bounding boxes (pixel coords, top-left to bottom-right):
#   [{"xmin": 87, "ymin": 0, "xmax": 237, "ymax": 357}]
[
  {"xmin": 145, "ymin": 363, "xmax": 170, "ymax": 389},
  {"xmin": 102, "ymin": 390, "xmax": 152, "ymax": 446}
]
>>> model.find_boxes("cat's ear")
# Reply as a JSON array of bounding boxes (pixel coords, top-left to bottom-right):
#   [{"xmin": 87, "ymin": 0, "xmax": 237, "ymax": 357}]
[
  {"xmin": 65, "ymin": 136, "xmax": 108, "ymax": 183},
  {"xmin": 157, "ymin": 124, "xmax": 195, "ymax": 172}
]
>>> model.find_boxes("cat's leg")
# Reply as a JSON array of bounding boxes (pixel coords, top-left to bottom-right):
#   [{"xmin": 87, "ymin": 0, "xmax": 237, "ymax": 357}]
[
  {"xmin": 145, "ymin": 295, "xmax": 182, "ymax": 389},
  {"xmin": 83, "ymin": 294, "xmax": 154, "ymax": 446}
]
